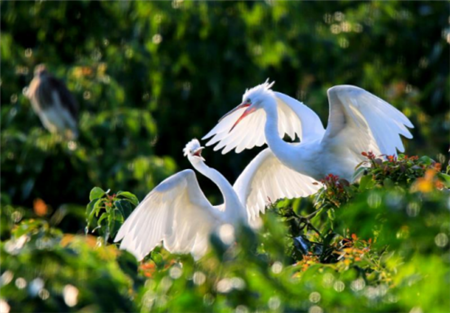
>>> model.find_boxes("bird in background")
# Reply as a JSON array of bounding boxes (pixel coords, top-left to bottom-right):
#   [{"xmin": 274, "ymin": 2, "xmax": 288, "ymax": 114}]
[
  {"xmin": 27, "ymin": 64, "xmax": 79, "ymax": 140},
  {"xmin": 203, "ymin": 80, "xmax": 414, "ymax": 219}
]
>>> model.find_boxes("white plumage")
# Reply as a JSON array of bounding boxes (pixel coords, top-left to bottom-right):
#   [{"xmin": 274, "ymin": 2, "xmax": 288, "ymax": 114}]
[
  {"xmin": 203, "ymin": 81, "xmax": 414, "ymax": 213},
  {"xmin": 115, "ymin": 168, "xmax": 222, "ymax": 260},
  {"xmin": 114, "ymin": 138, "xmax": 320, "ymax": 260},
  {"xmin": 322, "ymin": 85, "xmax": 413, "ymax": 161},
  {"xmin": 115, "ymin": 139, "xmax": 249, "ymax": 261},
  {"xmin": 116, "ymin": 82, "xmax": 414, "ymax": 260},
  {"xmin": 233, "ymin": 148, "xmax": 320, "ymax": 221}
]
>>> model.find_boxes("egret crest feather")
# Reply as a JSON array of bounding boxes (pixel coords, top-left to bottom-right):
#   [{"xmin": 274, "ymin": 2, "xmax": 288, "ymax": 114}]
[{"xmin": 242, "ymin": 79, "xmax": 275, "ymax": 102}]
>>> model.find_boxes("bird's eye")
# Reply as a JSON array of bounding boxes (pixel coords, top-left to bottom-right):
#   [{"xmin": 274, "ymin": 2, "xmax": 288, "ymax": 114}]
[{"xmin": 247, "ymin": 99, "xmax": 251, "ymax": 104}]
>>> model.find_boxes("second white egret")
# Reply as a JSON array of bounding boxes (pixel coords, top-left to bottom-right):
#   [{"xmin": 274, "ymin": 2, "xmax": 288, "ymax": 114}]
[{"xmin": 203, "ymin": 81, "xmax": 414, "ymax": 218}]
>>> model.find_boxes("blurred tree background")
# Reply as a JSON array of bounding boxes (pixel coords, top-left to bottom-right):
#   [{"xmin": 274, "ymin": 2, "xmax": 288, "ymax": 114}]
[{"xmin": 1, "ymin": 1, "xmax": 449, "ymax": 312}]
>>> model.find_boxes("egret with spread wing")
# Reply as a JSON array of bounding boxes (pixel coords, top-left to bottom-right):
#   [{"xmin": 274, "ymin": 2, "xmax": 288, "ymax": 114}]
[
  {"xmin": 114, "ymin": 139, "xmax": 249, "ymax": 260},
  {"xmin": 115, "ymin": 138, "xmax": 318, "ymax": 260},
  {"xmin": 203, "ymin": 81, "xmax": 414, "ymax": 218}
]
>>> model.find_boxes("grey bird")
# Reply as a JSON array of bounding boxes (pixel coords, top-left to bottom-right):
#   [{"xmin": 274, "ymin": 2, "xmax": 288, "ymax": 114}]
[{"xmin": 27, "ymin": 64, "xmax": 79, "ymax": 140}]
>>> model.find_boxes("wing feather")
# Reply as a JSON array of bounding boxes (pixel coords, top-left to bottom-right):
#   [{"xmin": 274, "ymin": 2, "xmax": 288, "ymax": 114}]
[
  {"xmin": 203, "ymin": 92, "xmax": 324, "ymax": 154},
  {"xmin": 234, "ymin": 149, "xmax": 320, "ymax": 220},
  {"xmin": 322, "ymin": 85, "xmax": 413, "ymax": 159},
  {"xmin": 114, "ymin": 169, "xmax": 223, "ymax": 260}
]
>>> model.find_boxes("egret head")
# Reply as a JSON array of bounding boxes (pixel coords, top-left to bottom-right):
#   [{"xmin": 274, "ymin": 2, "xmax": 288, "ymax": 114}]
[
  {"xmin": 183, "ymin": 139, "xmax": 205, "ymax": 162},
  {"xmin": 34, "ymin": 64, "xmax": 48, "ymax": 77},
  {"xmin": 220, "ymin": 79, "xmax": 276, "ymax": 132}
]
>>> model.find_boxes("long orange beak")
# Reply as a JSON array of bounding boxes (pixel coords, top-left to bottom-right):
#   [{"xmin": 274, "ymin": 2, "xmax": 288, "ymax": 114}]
[
  {"xmin": 230, "ymin": 106, "xmax": 256, "ymax": 132},
  {"xmin": 219, "ymin": 102, "xmax": 250, "ymax": 122},
  {"xmin": 193, "ymin": 147, "xmax": 205, "ymax": 161},
  {"xmin": 219, "ymin": 102, "xmax": 256, "ymax": 133}
]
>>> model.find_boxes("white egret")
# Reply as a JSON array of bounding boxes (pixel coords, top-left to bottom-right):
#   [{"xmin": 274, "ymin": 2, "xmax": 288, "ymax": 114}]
[
  {"xmin": 114, "ymin": 139, "xmax": 247, "ymax": 260},
  {"xmin": 203, "ymin": 81, "xmax": 414, "ymax": 217},
  {"xmin": 115, "ymin": 138, "xmax": 318, "ymax": 260},
  {"xmin": 27, "ymin": 64, "xmax": 79, "ymax": 139}
]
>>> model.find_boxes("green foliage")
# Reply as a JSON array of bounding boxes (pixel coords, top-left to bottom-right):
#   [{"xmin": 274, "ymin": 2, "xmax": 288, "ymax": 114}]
[
  {"xmin": 354, "ymin": 152, "xmax": 449, "ymax": 188},
  {"xmin": 3, "ymin": 154, "xmax": 449, "ymax": 312},
  {"xmin": 1, "ymin": 2, "xmax": 449, "ymax": 312},
  {"xmin": 85, "ymin": 187, "xmax": 138, "ymax": 242},
  {"xmin": 309, "ymin": 153, "xmax": 448, "ymax": 233},
  {"xmin": 137, "ymin": 162, "xmax": 449, "ymax": 313},
  {"xmin": 1, "ymin": 218, "xmax": 138, "ymax": 312}
]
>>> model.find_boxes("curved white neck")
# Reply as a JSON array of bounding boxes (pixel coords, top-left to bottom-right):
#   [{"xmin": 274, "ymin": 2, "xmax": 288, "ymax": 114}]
[
  {"xmin": 190, "ymin": 160, "xmax": 247, "ymax": 221},
  {"xmin": 262, "ymin": 101, "xmax": 321, "ymax": 178},
  {"xmin": 263, "ymin": 103, "xmax": 296, "ymax": 164}
]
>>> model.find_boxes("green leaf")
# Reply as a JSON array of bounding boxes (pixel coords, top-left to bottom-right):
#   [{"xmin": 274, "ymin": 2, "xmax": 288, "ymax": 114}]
[
  {"xmin": 90, "ymin": 187, "xmax": 106, "ymax": 201},
  {"xmin": 115, "ymin": 200, "xmax": 135, "ymax": 220},
  {"xmin": 359, "ymin": 175, "xmax": 373, "ymax": 191},
  {"xmin": 437, "ymin": 173, "xmax": 450, "ymax": 187},
  {"xmin": 93, "ymin": 199, "xmax": 104, "ymax": 217},
  {"xmin": 419, "ymin": 156, "xmax": 434, "ymax": 166},
  {"xmin": 86, "ymin": 198, "xmax": 100, "ymax": 228},
  {"xmin": 327, "ymin": 208, "xmax": 335, "ymax": 220},
  {"xmin": 117, "ymin": 191, "xmax": 139, "ymax": 206},
  {"xmin": 151, "ymin": 251, "xmax": 164, "ymax": 267},
  {"xmin": 106, "ymin": 207, "xmax": 116, "ymax": 242},
  {"xmin": 97, "ymin": 213, "xmax": 108, "ymax": 228}
]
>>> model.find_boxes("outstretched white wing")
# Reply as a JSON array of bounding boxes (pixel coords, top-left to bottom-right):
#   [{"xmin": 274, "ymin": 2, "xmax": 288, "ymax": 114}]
[
  {"xmin": 233, "ymin": 148, "xmax": 320, "ymax": 220},
  {"xmin": 202, "ymin": 92, "xmax": 324, "ymax": 154},
  {"xmin": 114, "ymin": 169, "xmax": 223, "ymax": 261},
  {"xmin": 322, "ymin": 85, "xmax": 413, "ymax": 160}
]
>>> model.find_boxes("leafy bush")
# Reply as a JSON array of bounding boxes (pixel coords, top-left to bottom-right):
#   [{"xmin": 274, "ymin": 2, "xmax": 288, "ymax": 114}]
[
  {"xmin": 85, "ymin": 187, "xmax": 137, "ymax": 242},
  {"xmin": 2, "ymin": 154, "xmax": 449, "ymax": 312},
  {"xmin": 1, "ymin": 219, "xmax": 138, "ymax": 312}
]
